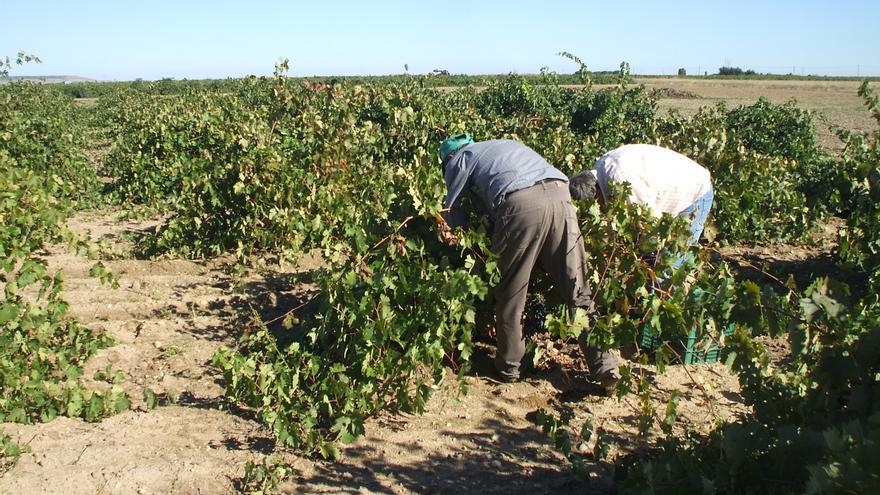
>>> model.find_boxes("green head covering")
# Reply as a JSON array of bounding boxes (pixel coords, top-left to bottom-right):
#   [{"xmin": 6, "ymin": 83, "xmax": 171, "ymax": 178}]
[{"xmin": 439, "ymin": 134, "xmax": 474, "ymax": 164}]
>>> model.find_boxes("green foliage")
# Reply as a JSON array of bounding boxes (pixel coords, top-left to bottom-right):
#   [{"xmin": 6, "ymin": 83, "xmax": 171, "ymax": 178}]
[
  {"xmin": 99, "ymin": 61, "xmax": 828, "ymax": 250},
  {"xmin": 241, "ymin": 457, "xmax": 293, "ymax": 494},
  {"xmin": 838, "ymin": 82, "xmax": 880, "ymax": 290},
  {"xmin": 476, "ymin": 73, "xmax": 572, "ymax": 119},
  {"xmin": 142, "ymin": 387, "xmax": 159, "ymax": 410},
  {"xmin": 531, "ymin": 407, "xmax": 610, "ymax": 478},
  {"xmin": 720, "ymin": 97, "xmax": 849, "ymax": 216},
  {"xmin": 0, "ymin": 433, "xmax": 29, "ymax": 473},
  {"xmin": 724, "ymin": 97, "xmax": 818, "ymax": 165},
  {"xmin": 0, "ymin": 51, "xmax": 40, "ymax": 78},
  {"xmin": 90, "ymin": 62, "xmax": 844, "ymax": 463},
  {"xmin": 89, "ymin": 64, "xmax": 880, "ymax": 491},
  {"xmin": 616, "ymin": 278, "xmax": 880, "ymax": 494},
  {"xmin": 4, "ymin": 51, "xmax": 880, "ymax": 491},
  {"xmin": 569, "ymin": 65, "xmax": 658, "ymax": 150},
  {"xmin": 502, "ymin": 189, "xmax": 795, "ymax": 485},
  {"xmin": 610, "ymin": 82, "xmax": 880, "ymax": 495},
  {"xmin": 573, "ymin": 186, "xmax": 696, "ymax": 349},
  {"xmin": 571, "ymin": 185, "xmax": 790, "ymax": 359},
  {"xmin": 93, "ymin": 364, "xmax": 125, "ymax": 384},
  {"xmin": 718, "ymin": 67, "xmax": 757, "ymax": 76},
  {"xmin": 534, "ymin": 188, "xmax": 801, "ymax": 490},
  {"xmin": 0, "ymin": 161, "xmax": 128, "ymax": 424},
  {"xmin": 100, "ymin": 89, "xmax": 239, "ymax": 208},
  {"xmin": 859, "ymin": 80, "xmax": 880, "ymax": 123},
  {"xmin": 207, "ymin": 94, "xmax": 497, "ymax": 454},
  {"xmin": 558, "ymin": 51, "xmax": 594, "ymax": 86},
  {"xmin": 50, "ymin": 71, "xmax": 627, "ymax": 99},
  {"xmin": 213, "ymin": 215, "xmax": 494, "ymax": 456},
  {"xmin": 0, "ymin": 75, "xmax": 127, "ymax": 426},
  {"xmin": 711, "ymin": 149, "xmax": 815, "ymax": 244},
  {"xmin": 659, "ymin": 103, "xmax": 821, "ymax": 244},
  {"xmin": 0, "ymin": 83, "xmax": 100, "ymax": 207},
  {"xmin": 102, "ymin": 73, "xmax": 461, "ymax": 258}
]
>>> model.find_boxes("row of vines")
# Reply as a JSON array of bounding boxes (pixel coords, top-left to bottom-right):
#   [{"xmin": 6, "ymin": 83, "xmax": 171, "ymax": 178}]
[{"xmin": 0, "ymin": 61, "xmax": 130, "ymax": 470}]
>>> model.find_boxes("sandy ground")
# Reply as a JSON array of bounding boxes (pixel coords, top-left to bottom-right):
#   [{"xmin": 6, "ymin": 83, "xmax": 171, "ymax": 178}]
[{"xmin": 0, "ymin": 210, "xmax": 750, "ymax": 494}]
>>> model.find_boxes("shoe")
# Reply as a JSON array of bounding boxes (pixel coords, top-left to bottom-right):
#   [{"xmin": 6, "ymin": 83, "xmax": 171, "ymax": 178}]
[
  {"xmin": 492, "ymin": 362, "xmax": 520, "ymax": 383},
  {"xmin": 495, "ymin": 369, "xmax": 520, "ymax": 383},
  {"xmin": 493, "ymin": 355, "xmax": 520, "ymax": 383}
]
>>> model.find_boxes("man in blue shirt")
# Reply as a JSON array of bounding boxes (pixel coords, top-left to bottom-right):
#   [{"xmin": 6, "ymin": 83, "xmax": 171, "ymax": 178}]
[{"xmin": 439, "ymin": 135, "xmax": 618, "ymax": 390}]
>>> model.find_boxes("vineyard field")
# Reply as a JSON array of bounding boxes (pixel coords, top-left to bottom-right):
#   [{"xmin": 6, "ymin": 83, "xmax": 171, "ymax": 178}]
[{"xmin": 2, "ymin": 65, "xmax": 879, "ymax": 494}]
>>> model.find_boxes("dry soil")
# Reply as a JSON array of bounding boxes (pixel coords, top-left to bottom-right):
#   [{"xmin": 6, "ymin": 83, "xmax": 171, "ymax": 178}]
[{"xmin": 1, "ymin": 210, "xmax": 750, "ymax": 495}]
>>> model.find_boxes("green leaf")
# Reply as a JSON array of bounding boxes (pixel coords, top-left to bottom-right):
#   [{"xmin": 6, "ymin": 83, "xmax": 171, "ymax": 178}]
[
  {"xmin": 319, "ymin": 442, "xmax": 341, "ymax": 460},
  {"xmin": 114, "ymin": 392, "xmax": 131, "ymax": 413},
  {"xmin": 0, "ymin": 303, "xmax": 18, "ymax": 323}
]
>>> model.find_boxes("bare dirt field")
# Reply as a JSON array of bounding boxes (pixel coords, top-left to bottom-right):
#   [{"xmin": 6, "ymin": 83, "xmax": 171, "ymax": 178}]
[
  {"xmin": 631, "ymin": 77, "xmax": 875, "ymax": 148},
  {"xmin": 1, "ymin": 210, "xmax": 751, "ymax": 495}
]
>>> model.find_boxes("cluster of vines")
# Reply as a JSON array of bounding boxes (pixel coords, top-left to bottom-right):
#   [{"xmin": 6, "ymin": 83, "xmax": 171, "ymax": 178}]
[{"xmin": 1, "ymin": 72, "xmax": 129, "ymax": 470}]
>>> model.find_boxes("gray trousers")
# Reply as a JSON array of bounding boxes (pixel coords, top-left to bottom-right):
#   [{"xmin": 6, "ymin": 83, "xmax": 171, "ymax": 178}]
[{"xmin": 491, "ymin": 180, "xmax": 616, "ymax": 380}]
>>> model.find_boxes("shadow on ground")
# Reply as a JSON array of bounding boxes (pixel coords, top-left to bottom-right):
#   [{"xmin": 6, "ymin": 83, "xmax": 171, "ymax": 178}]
[
  {"xmin": 148, "ymin": 264, "xmax": 322, "ymax": 343},
  {"xmin": 286, "ymin": 416, "xmax": 613, "ymax": 495}
]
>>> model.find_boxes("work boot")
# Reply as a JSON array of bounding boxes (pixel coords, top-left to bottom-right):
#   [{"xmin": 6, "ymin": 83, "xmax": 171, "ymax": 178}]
[
  {"xmin": 493, "ymin": 358, "xmax": 521, "ymax": 383},
  {"xmin": 495, "ymin": 369, "xmax": 520, "ymax": 383},
  {"xmin": 577, "ymin": 332, "xmax": 622, "ymax": 395}
]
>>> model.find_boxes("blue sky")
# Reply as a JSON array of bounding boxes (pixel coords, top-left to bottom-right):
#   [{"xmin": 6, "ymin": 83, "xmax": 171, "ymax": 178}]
[{"xmin": 3, "ymin": 0, "xmax": 879, "ymax": 80}]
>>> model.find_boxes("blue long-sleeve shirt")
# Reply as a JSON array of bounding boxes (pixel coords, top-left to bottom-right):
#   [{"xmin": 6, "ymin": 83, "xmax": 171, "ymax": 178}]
[{"xmin": 443, "ymin": 139, "xmax": 568, "ymax": 228}]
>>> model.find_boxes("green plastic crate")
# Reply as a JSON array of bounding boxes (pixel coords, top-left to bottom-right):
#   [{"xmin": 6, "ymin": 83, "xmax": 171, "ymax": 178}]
[{"xmin": 639, "ymin": 323, "xmax": 735, "ymax": 364}]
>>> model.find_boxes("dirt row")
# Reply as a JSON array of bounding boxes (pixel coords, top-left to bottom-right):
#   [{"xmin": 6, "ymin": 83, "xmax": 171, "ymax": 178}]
[{"xmin": 1, "ymin": 210, "xmax": 748, "ymax": 494}]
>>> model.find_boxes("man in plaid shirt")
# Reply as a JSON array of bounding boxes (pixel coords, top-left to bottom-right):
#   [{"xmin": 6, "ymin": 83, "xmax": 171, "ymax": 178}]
[{"xmin": 571, "ymin": 143, "xmax": 714, "ymax": 249}]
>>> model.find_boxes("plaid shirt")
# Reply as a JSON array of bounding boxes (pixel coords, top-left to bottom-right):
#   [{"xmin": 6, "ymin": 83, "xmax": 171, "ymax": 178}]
[{"xmin": 593, "ymin": 144, "xmax": 712, "ymax": 217}]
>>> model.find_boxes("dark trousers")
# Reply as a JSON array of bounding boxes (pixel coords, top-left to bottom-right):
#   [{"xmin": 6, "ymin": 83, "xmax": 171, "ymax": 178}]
[{"xmin": 491, "ymin": 180, "xmax": 612, "ymax": 380}]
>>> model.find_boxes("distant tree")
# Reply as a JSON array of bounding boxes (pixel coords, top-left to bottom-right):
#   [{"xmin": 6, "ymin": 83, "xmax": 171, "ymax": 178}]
[
  {"xmin": 718, "ymin": 66, "xmax": 758, "ymax": 76},
  {"xmin": 156, "ymin": 77, "xmax": 177, "ymax": 95},
  {"xmin": 67, "ymin": 85, "xmax": 86, "ymax": 98},
  {"xmin": 677, "ymin": 68, "xmax": 687, "ymax": 77}
]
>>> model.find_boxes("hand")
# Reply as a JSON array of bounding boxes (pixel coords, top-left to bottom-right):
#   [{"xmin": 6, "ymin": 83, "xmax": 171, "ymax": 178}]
[
  {"xmin": 437, "ymin": 218, "xmax": 459, "ymax": 244},
  {"xmin": 440, "ymin": 229, "xmax": 459, "ymax": 244}
]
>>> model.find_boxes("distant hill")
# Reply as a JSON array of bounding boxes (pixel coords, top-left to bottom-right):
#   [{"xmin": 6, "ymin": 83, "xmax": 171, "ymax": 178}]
[{"xmin": 1, "ymin": 75, "xmax": 96, "ymax": 84}]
